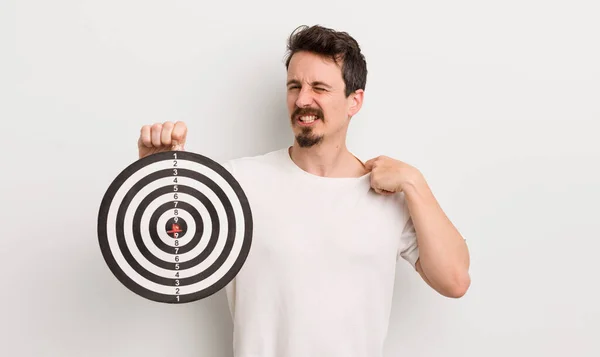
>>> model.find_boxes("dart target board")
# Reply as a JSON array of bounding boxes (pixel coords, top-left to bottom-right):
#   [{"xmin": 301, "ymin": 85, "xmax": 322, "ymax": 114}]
[{"xmin": 97, "ymin": 151, "xmax": 252, "ymax": 304}]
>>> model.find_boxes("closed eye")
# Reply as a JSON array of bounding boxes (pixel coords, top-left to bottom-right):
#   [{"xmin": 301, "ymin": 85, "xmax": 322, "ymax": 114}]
[{"xmin": 286, "ymin": 80, "xmax": 332, "ymax": 92}]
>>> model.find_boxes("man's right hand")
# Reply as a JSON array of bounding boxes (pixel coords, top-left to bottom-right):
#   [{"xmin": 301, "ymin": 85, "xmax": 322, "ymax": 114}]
[{"xmin": 138, "ymin": 121, "xmax": 187, "ymax": 159}]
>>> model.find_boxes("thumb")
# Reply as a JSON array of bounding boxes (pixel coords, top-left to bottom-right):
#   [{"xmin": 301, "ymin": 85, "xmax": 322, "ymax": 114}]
[
  {"xmin": 171, "ymin": 121, "xmax": 187, "ymax": 151},
  {"xmin": 171, "ymin": 139, "xmax": 184, "ymax": 151}
]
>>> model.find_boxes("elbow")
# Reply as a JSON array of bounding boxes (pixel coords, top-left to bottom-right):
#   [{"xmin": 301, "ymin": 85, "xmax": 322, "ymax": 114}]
[
  {"xmin": 445, "ymin": 272, "xmax": 471, "ymax": 298},
  {"xmin": 417, "ymin": 259, "xmax": 471, "ymax": 298}
]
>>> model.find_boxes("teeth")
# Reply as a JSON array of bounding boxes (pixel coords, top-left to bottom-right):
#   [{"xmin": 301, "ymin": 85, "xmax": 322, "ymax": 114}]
[{"xmin": 300, "ymin": 115, "xmax": 316, "ymax": 123}]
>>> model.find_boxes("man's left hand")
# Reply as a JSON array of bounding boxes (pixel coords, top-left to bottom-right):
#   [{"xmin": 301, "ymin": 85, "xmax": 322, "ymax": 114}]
[{"xmin": 364, "ymin": 155, "xmax": 423, "ymax": 195}]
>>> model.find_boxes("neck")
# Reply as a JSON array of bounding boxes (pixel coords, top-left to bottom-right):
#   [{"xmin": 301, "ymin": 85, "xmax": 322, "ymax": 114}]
[{"xmin": 288, "ymin": 140, "xmax": 366, "ymax": 178}]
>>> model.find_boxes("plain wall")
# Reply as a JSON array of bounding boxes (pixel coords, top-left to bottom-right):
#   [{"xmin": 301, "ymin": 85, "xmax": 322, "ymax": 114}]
[{"xmin": 2, "ymin": 0, "xmax": 599, "ymax": 356}]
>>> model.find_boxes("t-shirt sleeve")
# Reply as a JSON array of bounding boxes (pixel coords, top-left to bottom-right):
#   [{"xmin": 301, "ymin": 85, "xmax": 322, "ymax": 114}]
[{"xmin": 396, "ymin": 195, "xmax": 420, "ymax": 270}]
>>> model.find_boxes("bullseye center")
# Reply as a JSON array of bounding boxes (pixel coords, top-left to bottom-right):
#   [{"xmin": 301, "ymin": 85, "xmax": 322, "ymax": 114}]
[{"xmin": 165, "ymin": 217, "xmax": 187, "ymax": 239}]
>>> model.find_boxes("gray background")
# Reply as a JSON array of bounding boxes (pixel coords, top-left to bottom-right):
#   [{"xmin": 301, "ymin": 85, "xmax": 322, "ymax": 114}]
[{"xmin": 2, "ymin": 0, "xmax": 599, "ymax": 356}]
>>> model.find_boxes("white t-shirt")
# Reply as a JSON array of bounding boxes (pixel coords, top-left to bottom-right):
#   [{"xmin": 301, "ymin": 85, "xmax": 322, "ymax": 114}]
[{"xmin": 222, "ymin": 147, "xmax": 419, "ymax": 357}]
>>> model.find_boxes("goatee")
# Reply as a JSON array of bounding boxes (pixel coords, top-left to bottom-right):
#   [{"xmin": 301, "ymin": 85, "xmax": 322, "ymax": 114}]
[
  {"xmin": 291, "ymin": 106, "xmax": 325, "ymax": 148},
  {"xmin": 295, "ymin": 128, "xmax": 323, "ymax": 147}
]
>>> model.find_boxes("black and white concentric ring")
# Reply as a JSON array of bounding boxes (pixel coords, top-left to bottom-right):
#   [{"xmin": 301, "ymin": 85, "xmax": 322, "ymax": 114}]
[{"xmin": 97, "ymin": 151, "xmax": 252, "ymax": 303}]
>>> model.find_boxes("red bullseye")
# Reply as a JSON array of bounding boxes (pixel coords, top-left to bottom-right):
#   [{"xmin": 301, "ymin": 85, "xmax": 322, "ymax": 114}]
[
  {"xmin": 165, "ymin": 217, "xmax": 187, "ymax": 239},
  {"xmin": 167, "ymin": 223, "xmax": 183, "ymax": 234}
]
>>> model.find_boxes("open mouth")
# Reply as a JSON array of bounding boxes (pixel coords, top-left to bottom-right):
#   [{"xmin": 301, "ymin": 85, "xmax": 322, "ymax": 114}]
[{"xmin": 297, "ymin": 115, "xmax": 321, "ymax": 125}]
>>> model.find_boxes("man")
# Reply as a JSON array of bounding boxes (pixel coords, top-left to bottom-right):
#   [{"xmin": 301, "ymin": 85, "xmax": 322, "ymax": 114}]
[{"xmin": 137, "ymin": 25, "xmax": 470, "ymax": 357}]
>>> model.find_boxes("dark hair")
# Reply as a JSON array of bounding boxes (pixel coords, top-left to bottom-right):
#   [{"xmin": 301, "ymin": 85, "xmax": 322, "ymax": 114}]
[{"xmin": 284, "ymin": 25, "xmax": 367, "ymax": 97}]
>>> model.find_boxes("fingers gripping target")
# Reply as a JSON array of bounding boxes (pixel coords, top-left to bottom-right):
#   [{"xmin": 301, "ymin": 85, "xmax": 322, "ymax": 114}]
[{"xmin": 97, "ymin": 151, "xmax": 252, "ymax": 303}]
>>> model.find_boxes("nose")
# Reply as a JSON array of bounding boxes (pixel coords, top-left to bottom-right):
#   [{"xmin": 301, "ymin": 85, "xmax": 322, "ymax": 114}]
[{"xmin": 295, "ymin": 86, "xmax": 314, "ymax": 108}]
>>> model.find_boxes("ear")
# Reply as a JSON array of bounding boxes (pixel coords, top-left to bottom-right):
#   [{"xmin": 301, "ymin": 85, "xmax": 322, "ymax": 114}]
[{"xmin": 347, "ymin": 89, "xmax": 364, "ymax": 118}]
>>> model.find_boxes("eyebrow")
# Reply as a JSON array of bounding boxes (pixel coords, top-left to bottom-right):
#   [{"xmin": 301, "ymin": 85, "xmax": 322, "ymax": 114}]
[{"xmin": 286, "ymin": 79, "xmax": 332, "ymax": 89}]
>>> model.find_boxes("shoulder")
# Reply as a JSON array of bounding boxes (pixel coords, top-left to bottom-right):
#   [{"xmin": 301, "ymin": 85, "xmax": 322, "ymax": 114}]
[
  {"xmin": 219, "ymin": 147, "xmax": 291, "ymax": 185},
  {"xmin": 362, "ymin": 188, "xmax": 411, "ymax": 228},
  {"xmin": 216, "ymin": 148, "xmax": 290, "ymax": 199},
  {"xmin": 222, "ymin": 147, "xmax": 287, "ymax": 172}
]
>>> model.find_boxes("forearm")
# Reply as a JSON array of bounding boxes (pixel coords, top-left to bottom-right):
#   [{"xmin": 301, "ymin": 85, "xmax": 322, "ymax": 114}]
[{"xmin": 403, "ymin": 175, "xmax": 471, "ymax": 298}]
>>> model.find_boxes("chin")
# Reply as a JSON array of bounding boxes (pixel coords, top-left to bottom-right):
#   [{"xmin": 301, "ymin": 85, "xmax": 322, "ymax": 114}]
[{"xmin": 295, "ymin": 131, "xmax": 324, "ymax": 147}]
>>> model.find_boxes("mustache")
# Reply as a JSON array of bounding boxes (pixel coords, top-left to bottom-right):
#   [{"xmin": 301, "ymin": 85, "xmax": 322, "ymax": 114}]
[{"xmin": 291, "ymin": 107, "xmax": 324, "ymax": 120}]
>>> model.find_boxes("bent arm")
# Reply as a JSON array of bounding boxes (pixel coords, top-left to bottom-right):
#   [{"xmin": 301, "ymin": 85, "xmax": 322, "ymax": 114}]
[{"xmin": 404, "ymin": 176, "xmax": 471, "ymax": 298}]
